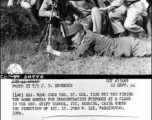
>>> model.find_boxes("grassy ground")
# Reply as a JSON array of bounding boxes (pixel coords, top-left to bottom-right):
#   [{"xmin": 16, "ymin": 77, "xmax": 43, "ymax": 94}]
[
  {"xmin": 1, "ymin": 1, "xmax": 151, "ymax": 74},
  {"xmin": 1, "ymin": 37, "xmax": 151, "ymax": 74}
]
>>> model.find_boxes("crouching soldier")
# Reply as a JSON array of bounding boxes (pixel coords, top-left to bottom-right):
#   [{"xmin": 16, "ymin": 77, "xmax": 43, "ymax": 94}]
[
  {"xmin": 20, "ymin": 0, "xmax": 44, "ymax": 26},
  {"xmin": 46, "ymin": 23, "xmax": 151, "ymax": 59},
  {"xmin": 100, "ymin": 0, "xmax": 149, "ymax": 39}
]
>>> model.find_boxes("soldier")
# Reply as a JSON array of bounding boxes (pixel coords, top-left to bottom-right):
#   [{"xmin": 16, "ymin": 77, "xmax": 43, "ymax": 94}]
[
  {"xmin": 7, "ymin": 0, "xmax": 44, "ymax": 26},
  {"xmin": 39, "ymin": 0, "xmax": 106, "ymax": 34},
  {"xmin": 69, "ymin": 0, "xmax": 105, "ymax": 34},
  {"xmin": 100, "ymin": 0, "xmax": 149, "ymax": 38},
  {"xmin": 46, "ymin": 23, "xmax": 151, "ymax": 59},
  {"xmin": 7, "ymin": 0, "xmax": 43, "ymax": 10},
  {"xmin": 39, "ymin": 0, "xmax": 70, "ymax": 37}
]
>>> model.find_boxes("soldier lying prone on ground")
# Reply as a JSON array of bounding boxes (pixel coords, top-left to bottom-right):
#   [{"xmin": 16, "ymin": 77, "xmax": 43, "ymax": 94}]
[{"xmin": 46, "ymin": 23, "xmax": 151, "ymax": 60}]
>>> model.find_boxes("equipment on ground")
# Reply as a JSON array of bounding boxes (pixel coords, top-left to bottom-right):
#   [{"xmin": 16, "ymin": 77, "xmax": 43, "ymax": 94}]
[{"xmin": 34, "ymin": 0, "xmax": 70, "ymax": 54}]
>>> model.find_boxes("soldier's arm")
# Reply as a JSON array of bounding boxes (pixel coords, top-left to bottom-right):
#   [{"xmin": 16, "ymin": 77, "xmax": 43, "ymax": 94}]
[
  {"xmin": 46, "ymin": 39, "xmax": 93, "ymax": 60},
  {"xmin": 39, "ymin": 0, "xmax": 56, "ymax": 17},
  {"xmin": 107, "ymin": 0, "xmax": 124, "ymax": 10},
  {"xmin": 46, "ymin": 45, "xmax": 81, "ymax": 60},
  {"xmin": 46, "ymin": 33, "xmax": 93, "ymax": 60}
]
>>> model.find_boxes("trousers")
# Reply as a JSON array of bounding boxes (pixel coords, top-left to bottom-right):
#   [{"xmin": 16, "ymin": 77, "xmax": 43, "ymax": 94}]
[
  {"xmin": 113, "ymin": 37, "xmax": 151, "ymax": 57},
  {"xmin": 109, "ymin": 1, "xmax": 147, "ymax": 34},
  {"xmin": 109, "ymin": 5, "xmax": 127, "ymax": 34},
  {"xmin": 80, "ymin": 7, "xmax": 104, "ymax": 34}
]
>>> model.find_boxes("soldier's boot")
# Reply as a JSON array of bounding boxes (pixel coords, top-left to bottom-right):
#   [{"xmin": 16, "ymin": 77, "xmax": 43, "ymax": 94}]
[{"xmin": 26, "ymin": 8, "xmax": 40, "ymax": 26}]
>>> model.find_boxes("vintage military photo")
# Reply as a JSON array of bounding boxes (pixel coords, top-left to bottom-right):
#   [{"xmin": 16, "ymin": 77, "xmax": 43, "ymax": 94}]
[{"xmin": 1, "ymin": 0, "xmax": 151, "ymax": 74}]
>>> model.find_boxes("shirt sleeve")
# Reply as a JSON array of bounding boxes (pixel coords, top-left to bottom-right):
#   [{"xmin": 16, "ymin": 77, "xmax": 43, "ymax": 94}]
[
  {"xmin": 77, "ymin": 35, "xmax": 93, "ymax": 55},
  {"xmin": 69, "ymin": 1, "xmax": 93, "ymax": 17},
  {"xmin": 39, "ymin": 0, "xmax": 53, "ymax": 17}
]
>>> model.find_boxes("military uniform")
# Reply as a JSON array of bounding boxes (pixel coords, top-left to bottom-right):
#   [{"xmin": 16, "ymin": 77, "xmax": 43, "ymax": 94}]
[
  {"xmin": 39, "ymin": 0, "xmax": 53, "ymax": 17},
  {"xmin": 69, "ymin": 0, "xmax": 105, "ymax": 34},
  {"xmin": 39, "ymin": 0, "xmax": 105, "ymax": 34},
  {"xmin": 108, "ymin": 0, "xmax": 149, "ymax": 35},
  {"xmin": 7, "ymin": 0, "xmax": 38, "ymax": 9},
  {"xmin": 60, "ymin": 30, "xmax": 151, "ymax": 59},
  {"xmin": 7, "ymin": 0, "xmax": 43, "ymax": 25}
]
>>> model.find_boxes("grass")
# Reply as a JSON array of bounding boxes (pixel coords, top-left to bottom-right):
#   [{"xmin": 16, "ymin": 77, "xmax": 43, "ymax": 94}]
[
  {"xmin": 1, "ymin": 37, "xmax": 151, "ymax": 74},
  {"xmin": 0, "ymin": 1, "xmax": 151, "ymax": 75}
]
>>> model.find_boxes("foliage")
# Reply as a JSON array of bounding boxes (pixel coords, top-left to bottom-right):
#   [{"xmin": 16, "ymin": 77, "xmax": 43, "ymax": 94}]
[
  {"xmin": 1, "ymin": 4, "xmax": 45, "ymax": 41},
  {"xmin": 0, "ymin": 1, "xmax": 151, "ymax": 74}
]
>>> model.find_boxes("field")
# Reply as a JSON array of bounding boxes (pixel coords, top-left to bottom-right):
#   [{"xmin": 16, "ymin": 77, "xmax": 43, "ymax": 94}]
[
  {"xmin": 0, "ymin": 1, "xmax": 151, "ymax": 74},
  {"xmin": 1, "ymin": 37, "xmax": 151, "ymax": 74}
]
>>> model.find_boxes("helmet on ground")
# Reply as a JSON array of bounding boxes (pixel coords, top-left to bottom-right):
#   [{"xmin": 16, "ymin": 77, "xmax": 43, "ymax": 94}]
[{"xmin": 7, "ymin": 63, "xmax": 23, "ymax": 74}]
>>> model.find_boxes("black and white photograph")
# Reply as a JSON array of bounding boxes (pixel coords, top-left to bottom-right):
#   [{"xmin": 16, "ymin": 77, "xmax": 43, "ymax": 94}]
[{"xmin": 1, "ymin": 0, "xmax": 151, "ymax": 74}]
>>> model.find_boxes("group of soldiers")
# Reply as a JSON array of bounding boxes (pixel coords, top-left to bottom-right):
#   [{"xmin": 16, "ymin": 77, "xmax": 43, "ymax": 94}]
[{"xmin": 7, "ymin": 0, "xmax": 151, "ymax": 59}]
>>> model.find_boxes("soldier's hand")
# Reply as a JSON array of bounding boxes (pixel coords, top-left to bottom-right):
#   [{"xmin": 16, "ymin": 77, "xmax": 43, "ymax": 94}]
[
  {"xmin": 46, "ymin": 45, "xmax": 54, "ymax": 54},
  {"xmin": 107, "ymin": 6, "xmax": 115, "ymax": 12},
  {"xmin": 52, "ymin": 11, "xmax": 59, "ymax": 18}
]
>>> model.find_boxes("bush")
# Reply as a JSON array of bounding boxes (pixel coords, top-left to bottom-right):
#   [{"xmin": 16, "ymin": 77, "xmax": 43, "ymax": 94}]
[
  {"xmin": 1, "ymin": 4, "xmax": 45, "ymax": 41},
  {"xmin": 0, "ymin": 1, "xmax": 69, "ymax": 52}
]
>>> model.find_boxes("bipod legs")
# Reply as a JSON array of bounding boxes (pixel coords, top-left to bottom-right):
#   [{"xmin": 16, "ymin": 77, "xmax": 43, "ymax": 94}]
[{"xmin": 34, "ymin": 23, "xmax": 50, "ymax": 53}]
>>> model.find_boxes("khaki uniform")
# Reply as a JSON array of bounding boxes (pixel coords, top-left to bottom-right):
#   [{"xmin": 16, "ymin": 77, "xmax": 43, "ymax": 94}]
[
  {"xmin": 108, "ymin": 0, "xmax": 149, "ymax": 34},
  {"xmin": 39, "ymin": 0, "xmax": 53, "ymax": 17},
  {"xmin": 39, "ymin": 0, "xmax": 105, "ymax": 34},
  {"xmin": 60, "ymin": 30, "xmax": 151, "ymax": 59},
  {"xmin": 69, "ymin": 0, "xmax": 104, "ymax": 34}
]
